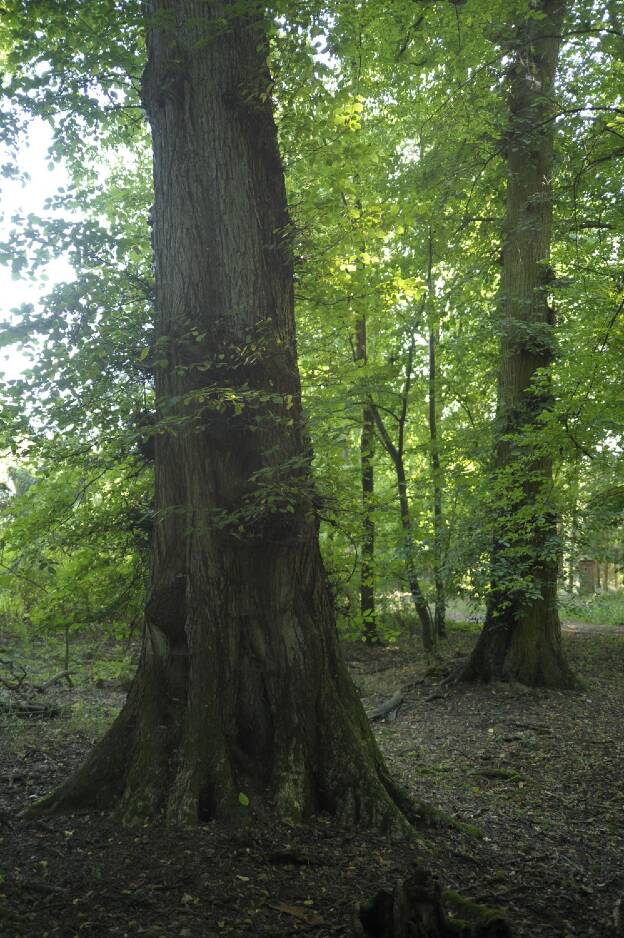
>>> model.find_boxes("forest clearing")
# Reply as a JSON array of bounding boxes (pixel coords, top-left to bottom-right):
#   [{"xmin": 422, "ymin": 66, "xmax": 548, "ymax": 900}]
[{"xmin": 0, "ymin": 0, "xmax": 623, "ymax": 935}]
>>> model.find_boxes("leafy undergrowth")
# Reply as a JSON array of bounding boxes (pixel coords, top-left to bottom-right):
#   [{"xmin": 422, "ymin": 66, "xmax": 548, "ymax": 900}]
[
  {"xmin": 558, "ymin": 590, "xmax": 624, "ymax": 628},
  {"xmin": 0, "ymin": 625, "xmax": 622, "ymax": 937},
  {"xmin": 447, "ymin": 591, "xmax": 624, "ymax": 630}
]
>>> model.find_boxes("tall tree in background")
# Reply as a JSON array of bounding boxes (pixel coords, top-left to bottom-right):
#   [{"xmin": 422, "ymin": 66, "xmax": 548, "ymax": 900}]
[
  {"xmin": 426, "ymin": 229, "xmax": 447, "ymax": 640},
  {"xmin": 33, "ymin": 0, "xmax": 410, "ymax": 828},
  {"xmin": 354, "ymin": 311, "xmax": 379, "ymax": 642},
  {"xmin": 371, "ymin": 335, "xmax": 436, "ymax": 653},
  {"xmin": 462, "ymin": 0, "xmax": 576, "ymax": 687}
]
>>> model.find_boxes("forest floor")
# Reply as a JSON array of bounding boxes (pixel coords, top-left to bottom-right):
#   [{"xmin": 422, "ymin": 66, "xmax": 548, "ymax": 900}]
[{"xmin": 0, "ymin": 622, "xmax": 623, "ymax": 938}]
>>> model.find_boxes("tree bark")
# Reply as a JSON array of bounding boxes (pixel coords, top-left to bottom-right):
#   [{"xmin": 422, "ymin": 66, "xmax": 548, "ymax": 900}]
[
  {"xmin": 31, "ymin": 0, "xmax": 411, "ymax": 829},
  {"xmin": 461, "ymin": 0, "xmax": 576, "ymax": 688}
]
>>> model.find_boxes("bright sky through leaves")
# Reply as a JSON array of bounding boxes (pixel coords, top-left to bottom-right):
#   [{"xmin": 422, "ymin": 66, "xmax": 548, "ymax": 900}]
[{"xmin": 0, "ymin": 118, "xmax": 74, "ymax": 381}]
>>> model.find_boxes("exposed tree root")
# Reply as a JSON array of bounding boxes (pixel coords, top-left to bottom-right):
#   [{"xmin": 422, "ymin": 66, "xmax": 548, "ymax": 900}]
[
  {"xmin": 27, "ymin": 657, "xmax": 415, "ymax": 835},
  {"xmin": 366, "ymin": 691, "xmax": 404, "ymax": 722}
]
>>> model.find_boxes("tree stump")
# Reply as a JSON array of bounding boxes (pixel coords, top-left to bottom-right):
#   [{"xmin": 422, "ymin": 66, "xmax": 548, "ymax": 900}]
[{"xmin": 352, "ymin": 869, "xmax": 511, "ymax": 938}]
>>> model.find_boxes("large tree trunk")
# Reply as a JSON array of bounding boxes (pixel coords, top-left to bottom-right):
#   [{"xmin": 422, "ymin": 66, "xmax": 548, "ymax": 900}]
[
  {"xmin": 32, "ymin": 0, "xmax": 410, "ymax": 829},
  {"xmin": 462, "ymin": 0, "xmax": 575, "ymax": 688}
]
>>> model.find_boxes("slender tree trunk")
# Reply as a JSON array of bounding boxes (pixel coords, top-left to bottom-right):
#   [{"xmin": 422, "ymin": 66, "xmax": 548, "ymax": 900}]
[
  {"xmin": 567, "ymin": 486, "xmax": 579, "ymax": 592},
  {"xmin": 31, "ymin": 0, "xmax": 411, "ymax": 830},
  {"xmin": 344, "ymin": 188, "xmax": 379, "ymax": 644},
  {"xmin": 462, "ymin": 0, "xmax": 576, "ymax": 688},
  {"xmin": 63, "ymin": 623, "xmax": 70, "ymax": 674},
  {"xmin": 355, "ymin": 314, "xmax": 378, "ymax": 643},
  {"xmin": 426, "ymin": 232, "xmax": 446, "ymax": 640},
  {"xmin": 429, "ymin": 326, "xmax": 446, "ymax": 639},
  {"xmin": 396, "ymin": 458, "xmax": 435, "ymax": 652},
  {"xmin": 370, "ymin": 398, "xmax": 434, "ymax": 653}
]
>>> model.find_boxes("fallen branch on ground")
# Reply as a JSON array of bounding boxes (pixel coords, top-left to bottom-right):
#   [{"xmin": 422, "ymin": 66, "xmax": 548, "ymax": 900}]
[
  {"xmin": 366, "ymin": 690, "xmax": 403, "ymax": 722},
  {"xmin": 0, "ymin": 696, "xmax": 61, "ymax": 718},
  {"xmin": 0, "ymin": 660, "xmax": 71, "ymax": 719},
  {"xmin": 37, "ymin": 670, "xmax": 73, "ymax": 691}
]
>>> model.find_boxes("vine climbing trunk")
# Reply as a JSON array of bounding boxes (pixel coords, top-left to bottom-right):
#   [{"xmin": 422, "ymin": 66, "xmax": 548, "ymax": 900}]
[
  {"xmin": 31, "ymin": 0, "xmax": 411, "ymax": 829},
  {"xmin": 462, "ymin": 0, "xmax": 575, "ymax": 688}
]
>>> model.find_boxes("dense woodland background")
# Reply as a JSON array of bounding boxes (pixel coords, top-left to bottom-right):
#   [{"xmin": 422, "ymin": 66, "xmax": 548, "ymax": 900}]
[{"xmin": 0, "ymin": 0, "xmax": 622, "ymax": 659}]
